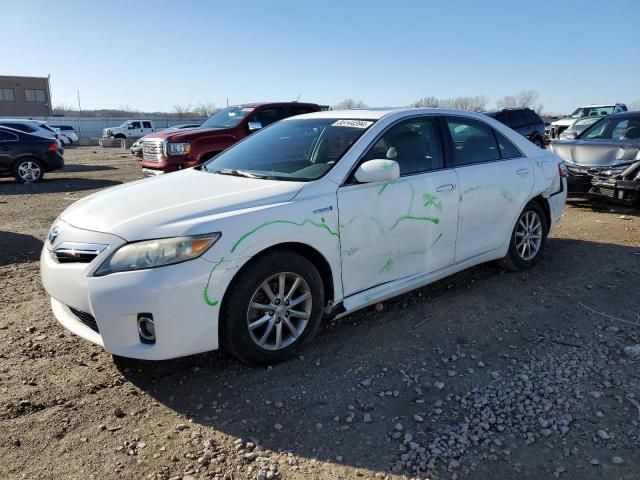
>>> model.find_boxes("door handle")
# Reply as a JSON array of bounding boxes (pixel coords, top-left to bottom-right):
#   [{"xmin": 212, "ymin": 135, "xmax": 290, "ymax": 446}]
[
  {"xmin": 435, "ymin": 184, "xmax": 456, "ymax": 192},
  {"xmin": 516, "ymin": 168, "xmax": 530, "ymax": 176}
]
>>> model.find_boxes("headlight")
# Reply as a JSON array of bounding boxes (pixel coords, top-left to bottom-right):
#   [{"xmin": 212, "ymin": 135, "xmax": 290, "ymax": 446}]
[
  {"xmin": 167, "ymin": 142, "xmax": 191, "ymax": 156},
  {"xmin": 95, "ymin": 233, "xmax": 220, "ymax": 276}
]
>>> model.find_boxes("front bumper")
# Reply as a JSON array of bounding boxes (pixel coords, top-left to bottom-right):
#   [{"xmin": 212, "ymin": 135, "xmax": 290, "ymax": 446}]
[{"xmin": 40, "ymin": 222, "xmax": 242, "ymax": 360}]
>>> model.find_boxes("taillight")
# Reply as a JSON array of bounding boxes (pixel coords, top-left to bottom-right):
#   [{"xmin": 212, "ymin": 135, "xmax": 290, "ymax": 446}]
[
  {"xmin": 48, "ymin": 142, "xmax": 58, "ymax": 151},
  {"xmin": 558, "ymin": 162, "xmax": 568, "ymax": 178}
]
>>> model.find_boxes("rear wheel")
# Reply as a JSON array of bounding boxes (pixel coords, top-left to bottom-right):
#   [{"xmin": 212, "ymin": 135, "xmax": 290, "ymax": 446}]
[
  {"xmin": 13, "ymin": 158, "xmax": 44, "ymax": 183},
  {"xmin": 221, "ymin": 251, "xmax": 324, "ymax": 365},
  {"xmin": 532, "ymin": 136, "xmax": 544, "ymax": 148},
  {"xmin": 499, "ymin": 201, "xmax": 548, "ymax": 271}
]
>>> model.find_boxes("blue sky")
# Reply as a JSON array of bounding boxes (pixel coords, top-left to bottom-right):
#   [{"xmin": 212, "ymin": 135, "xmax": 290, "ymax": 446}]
[{"xmin": 2, "ymin": 0, "xmax": 639, "ymax": 114}]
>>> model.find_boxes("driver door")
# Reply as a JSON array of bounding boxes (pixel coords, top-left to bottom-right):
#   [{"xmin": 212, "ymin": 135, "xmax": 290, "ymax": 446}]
[{"xmin": 337, "ymin": 116, "xmax": 459, "ymax": 296}]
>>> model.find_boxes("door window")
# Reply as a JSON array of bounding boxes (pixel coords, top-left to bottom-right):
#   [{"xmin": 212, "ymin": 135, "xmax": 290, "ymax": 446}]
[
  {"xmin": 446, "ymin": 117, "xmax": 501, "ymax": 165},
  {"xmin": 0, "ymin": 131, "xmax": 19, "ymax": 141},
  {"xmin": 509, "ymin": 111, "xmax": 527, "ymax": 128},
  {"xmin": 362, "ymin": 117, "xmax": 444, "ymax": 175},
  {"xmin": 142, "ymin": 121, "xmax": 152, "ymax": 129},
  {"xmin": 495, "ymin": 131, "xmax": 522, "ymax": 159},
  {"xmin": 0, "ymin": 123, "xmax": 35, "ymax": 133},
  {"xmin": 254, "ymin": 108, "xmax": 287, "ymax": 127},
  {"xmin": 129, "ymin": 121, "xmax": 141, "ymax": 129}
]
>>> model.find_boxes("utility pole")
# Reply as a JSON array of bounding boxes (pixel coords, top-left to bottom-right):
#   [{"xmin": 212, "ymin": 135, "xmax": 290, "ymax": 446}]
[{"xmin": 77, "ymin": 90, "xmax": 82, "ymax": 138}]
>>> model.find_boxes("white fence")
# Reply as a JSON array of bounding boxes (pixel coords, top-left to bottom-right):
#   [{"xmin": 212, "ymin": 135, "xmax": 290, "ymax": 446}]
[{"xmin": 11, "ymin": 116, "xmax": 207, "ymax": 139}]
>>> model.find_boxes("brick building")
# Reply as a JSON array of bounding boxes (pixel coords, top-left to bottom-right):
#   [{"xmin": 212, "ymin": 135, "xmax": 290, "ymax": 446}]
[{"xmin": 0, "ymin": 75, "xmax": 53, "ymax": 117}]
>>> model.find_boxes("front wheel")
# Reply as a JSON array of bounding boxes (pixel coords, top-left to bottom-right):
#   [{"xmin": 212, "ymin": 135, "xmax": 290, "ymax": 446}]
[
  {"xmin": 499, "ymin": 201, "xmax": 548, "ymax": 271},
  {"xmin": 221, "ymin": 251, "xmax": 324, "ymax": 365},
  {"xmin": 532, "ymin": 136, "xmax": 544, "ymax": 148},
  {"xmin": 13, "ymin": 158, "xmax": 44, "ymax": 183}
]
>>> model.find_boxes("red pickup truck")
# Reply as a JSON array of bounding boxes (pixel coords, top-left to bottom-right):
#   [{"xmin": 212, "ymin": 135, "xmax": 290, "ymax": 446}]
[{"xmin": 140, "ymin": 102, "xmax": 322, "ymax": 176}]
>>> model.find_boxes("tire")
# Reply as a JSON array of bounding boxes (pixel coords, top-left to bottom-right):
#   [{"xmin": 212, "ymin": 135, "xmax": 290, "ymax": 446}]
[
  {"xmin": 13, "ymin": 158, "xmax": 45, "ymax": 183},
  {"xmin": 114, "ymin": 134, "xmax": 126, "ymax": 140},
  {"xmin": 531, "ymin": 136, "xmax": 544, "ymax": 148},
  {"xmin": 221, "ymin": 250, "xmax": 325, "ymax": 365},
  {"xmin": 498, "ymin": 201, "xmax": 548, "ymax": 271}
]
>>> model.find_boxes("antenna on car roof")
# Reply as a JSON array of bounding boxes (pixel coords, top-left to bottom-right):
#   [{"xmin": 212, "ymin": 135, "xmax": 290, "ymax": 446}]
[{"xmin": 295, "ymin": 93, "xmax": 301, "ymax": 102}]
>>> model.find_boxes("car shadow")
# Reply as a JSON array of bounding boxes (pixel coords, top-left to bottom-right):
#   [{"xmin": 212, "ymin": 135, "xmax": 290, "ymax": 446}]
[
  {"xmin": 59, "ymin": 164, "xmax": 117, "ymax": 173},
  {"xmin": 0, "ymin": 177, "xmax": 121, "ymax": 195},
  {"xmin": 0, "ymin": 231, "xmax": 44, "ymax": 267},
  {"xmin": 117, "ymin": 238, "xmax": 640, "ymax": 475}
]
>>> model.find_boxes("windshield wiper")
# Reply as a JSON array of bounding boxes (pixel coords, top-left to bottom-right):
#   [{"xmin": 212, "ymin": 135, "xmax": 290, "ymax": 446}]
[{"xmin": 214, "ymin": 168, "xmax": 263, "ymax": 179}]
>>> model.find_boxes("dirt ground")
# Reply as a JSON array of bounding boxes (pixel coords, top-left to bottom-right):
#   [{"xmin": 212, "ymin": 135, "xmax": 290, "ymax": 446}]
[{"xmin": 1, "ymin": 147, "xmax": 639, "ymax": 480}]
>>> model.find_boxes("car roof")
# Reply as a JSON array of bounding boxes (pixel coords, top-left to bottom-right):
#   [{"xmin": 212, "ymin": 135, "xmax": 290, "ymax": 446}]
[
  {"xmin": 0, "ymin": 118, "xmax": 46, "ymax": 125},
  {"xmin": 580, "ymin": 104, "xmax": 620, "ymax": 108},
  {"xmin": 236, "ymin": 102, "xmax": 320, "ymax": 108},
  {"xmin": 284, "ymin": 107, "xmax": 506, "ymax": 121}
]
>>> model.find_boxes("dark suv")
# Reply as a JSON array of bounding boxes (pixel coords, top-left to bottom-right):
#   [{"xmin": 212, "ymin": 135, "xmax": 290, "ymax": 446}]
[{"xmin": 484, "ymin": 108, "xmax": 545, "ymax": 147}]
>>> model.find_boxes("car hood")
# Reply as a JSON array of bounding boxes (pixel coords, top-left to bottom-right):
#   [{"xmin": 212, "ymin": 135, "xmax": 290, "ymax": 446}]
[
  {"xmin": 145, "ymin": 126, "xmax": 230, "ymax": 142},
  {"xmin": 60, "ymin": 169, "xmax": 304, "ymax": 240},
  {"xmin": 551, "ymin": 118, "xmax": 575, "ymax": 127},
  {"xmin": 551, "ymin": 139, "xmax": 640, "ymax": 167}
]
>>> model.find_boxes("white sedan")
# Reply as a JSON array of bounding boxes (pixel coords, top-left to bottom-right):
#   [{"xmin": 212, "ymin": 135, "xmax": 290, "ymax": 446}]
[{"xmin": 40, "ymin": 109, "xmax": 567, "ymax": 365}]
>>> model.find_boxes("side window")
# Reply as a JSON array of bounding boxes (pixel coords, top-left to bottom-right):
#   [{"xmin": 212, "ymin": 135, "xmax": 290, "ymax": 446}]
[
  {"xmin": 495, "ymin": 131, "xmax": 522, "ymax": 159},
  {"xmin": 254, "ymin": 108, "xmax": 286, "ymax": 127},
  {"xmin": 142, "ymin": 121, "xmax": 152, "ymax": 128},
  {"xmin": 0, "ymin": 123, "xmax": 35, "ymax": 133},
  {"xmin": 130, "ymin": 121, "xmax": 141, "ymax": 129},
  {"xmin": 525, "ymin": 110, "xmax": 541, "ymax": 124},
  {"xmin": 612, "ymin": 120, "xmax": 630, "ymax": 140},
  {"xmin": 509, "ymin": 111, "xmax": 527, "ymax": 128},
  {"xmin": 362, "ymin": 116, "xmax": 444, "ymax": 175},
  {"xmin": 446, "ymin": 117, "xmax": 501, "ymax": 166},
  {"xmin": 0, "ymin": 131, "xmax": 19, "ymax": 141}
]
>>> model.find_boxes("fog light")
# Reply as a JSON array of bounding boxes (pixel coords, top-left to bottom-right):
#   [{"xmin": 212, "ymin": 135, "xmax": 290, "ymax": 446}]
[{"xmin": 137, "ymin": 314, "xmax": 156, "ymax": 344}]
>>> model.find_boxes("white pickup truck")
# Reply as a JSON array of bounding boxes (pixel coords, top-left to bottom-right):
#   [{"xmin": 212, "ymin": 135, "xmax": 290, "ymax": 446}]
[{"xmin": 102, "ymin": 120, "xmax": 156, "ymax": 139}]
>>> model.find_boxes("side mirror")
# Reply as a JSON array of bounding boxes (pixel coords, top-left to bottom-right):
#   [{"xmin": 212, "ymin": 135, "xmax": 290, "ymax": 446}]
[
  {"xmin": 354, "ymin": 159, "xmax": 400, "ymax": 183},
  {"xmin": 128, "ymin": 124, "xmax": 135, "ymax": 129},
  {"xmin": 248, "ymin": 121, "xmax": 262, "ymax": 132}
]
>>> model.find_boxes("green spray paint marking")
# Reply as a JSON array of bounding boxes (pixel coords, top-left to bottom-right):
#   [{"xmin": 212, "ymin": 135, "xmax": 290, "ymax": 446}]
[
  {"xmin": 341, "ymin": 214, "xmax": 387, "ymax": 235},
  {"xmin": 203, "ymin": 257, "xmax": 225, "ymax": 307},
  {"xmin": 378, "ymin": 257, "xmax": 394, "ymax": 274},
  {"xmin": 383, "ymin": 161, "xmax": 393, "ymax": 171},
  {"xmin": 422, "ymin": 193, "xmax": 443, "ymax": 210},
  {"xmin": 389, "ymin": 215, "xmax": 439, "ymax": 230},
  {"xmin": 459, "ymin": 185, "xmax": 482, "ymax": 202},
  {"xmin": 377, "ymin": 179, "xmax": 416, "ymax": 215},
  {"xmin": 500, "ymin": 188, "xmax": 515, "ymax": 203},
  {"xmin": 230, "ymin": 218, "xmax": 338, "ymax": 253},
  {"xmin": 376, "ymin": 232, "xmax": 444, "ymax": 274}
]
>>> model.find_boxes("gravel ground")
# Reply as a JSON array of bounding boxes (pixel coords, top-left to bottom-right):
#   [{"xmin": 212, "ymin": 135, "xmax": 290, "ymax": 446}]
[{"xmin": 1, "ymin": 147, "xmax": 639, "ymax": 480}]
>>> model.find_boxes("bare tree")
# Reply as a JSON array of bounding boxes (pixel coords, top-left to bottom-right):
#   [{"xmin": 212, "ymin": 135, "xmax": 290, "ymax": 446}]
[
  {"xmin": 411, "ymin": 96, "xmax": 440, "ymax": 108},
  {"xmin": 496, "ymin": 95, "xmax": 518, "ymax": 109},
  {"xmin": 496, "ymin": 90, "xmax": 543, "ymax": 112},
  {"xmin": 196, "ymin": 102, "xmax": 217, "ymax": 117},
  {"xmin": 173, "ymin": 104, "xmax": 193, "ymax": 118},
  {"xmin": 333, "ymin": 99, "xmax": 368, "ymax": 110}
]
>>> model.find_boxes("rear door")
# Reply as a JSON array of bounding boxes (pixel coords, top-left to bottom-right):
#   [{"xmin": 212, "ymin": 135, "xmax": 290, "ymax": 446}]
[
  {"xmin": 0, "ymin": 130, "xmax": 19, "ymax": 172},
  {"xmin": 142, "ymin": 121, "xmax": 154, "ymax": 135},
  {"xmin": 443, "ymin": 116, "xmax": 533, "ymax": 262}
]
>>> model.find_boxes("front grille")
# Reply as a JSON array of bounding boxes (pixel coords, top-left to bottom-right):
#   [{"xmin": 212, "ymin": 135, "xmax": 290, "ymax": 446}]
[
  {"xmin": 68, "ymin": 306, "xmax": 100, "ymax": 333},
  {"xmin": 142, "ymin": 140, "xmax": 165, "ymax": 162}
]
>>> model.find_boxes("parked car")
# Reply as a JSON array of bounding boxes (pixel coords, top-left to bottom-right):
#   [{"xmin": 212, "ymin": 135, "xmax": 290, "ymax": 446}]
[
  {"xmin": 51, "ymin": 125, "xmax": 79, "ymax": 143},
  {"xmin": 590, "ymin": 160, "xmax": 640, "ymax": 207},
  {"xmin": 0, "ymin": 125, "xmax": 64, "ymax": 182},
  {"xmin": 550, "ymin": 111, "xmax": 640, "ymax": 193},
  {"xmin": 41, "ymin": 108, "xmax": 567, "ymax": 364},
  {"xmin": 54, "ymin": 128, "xmax": 72, "ymax": 146},
  {"xmin": 484, "ymin": 108, "xmax": 546, "ymax": 147},
  {"xmin": 557, "ymin": 116, "xmax": 602, "ymax": 140},
  {"xmin": 139, "ymin": 102, "xmax": 321, "ymax": 176},
  {"xmin": 102, "ymin": 120, "xmax": 156, "ymax": 139},
  {"xmin": 547, "ymin": 103, "xmax": 628, "ymax": 141},
  {"xmin": 130, "ymin": 124, "xmax": 202, "ymax": 157}
]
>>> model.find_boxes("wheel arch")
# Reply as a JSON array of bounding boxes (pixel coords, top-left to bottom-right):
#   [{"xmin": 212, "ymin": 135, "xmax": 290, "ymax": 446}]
[
  {"xmin": 219, "ymin": 242, "xmax": 336, "ymax": 328},
  {"xmin": 529, "ymin": 194, "xmax": 551, "ymax": 233}
]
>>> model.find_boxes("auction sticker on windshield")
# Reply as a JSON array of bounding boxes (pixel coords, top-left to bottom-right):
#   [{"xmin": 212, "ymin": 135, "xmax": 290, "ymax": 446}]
[{"xmin": 331, "ymin": 120, "xmax": 374, "ymax": 128}]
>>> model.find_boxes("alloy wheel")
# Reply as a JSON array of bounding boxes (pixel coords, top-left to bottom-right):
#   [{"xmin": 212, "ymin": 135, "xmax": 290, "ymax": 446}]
[
  {"xmin": 515, "ymin": 210, "xmax": 543, "ymax": 261},
  {"xmin": 17, "ymin": 161, "xmax": 42, "ymax": 182},
  {"xmin": 246, "ymin": 272, "xmax": 313, "ymax": 351}
]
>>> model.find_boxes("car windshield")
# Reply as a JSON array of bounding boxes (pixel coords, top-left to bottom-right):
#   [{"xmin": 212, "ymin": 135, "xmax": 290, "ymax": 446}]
[
  {"xmin": 571, "ymin": 117, "xmax": 601, "ymax": 133},
  {"xmin": 201, "ymin": 107, "xmax": 253, "ymax": 128},
  {"xmin": 569, "ymin": 106, "xmax": 614, "ymax": 119},
  {"xmin": 203, "ymin": 118, "xmax": 375, "ymax": 181},
  {"xmin": 581, "ymin": 116, "xmax": 640, "ymax": 141}
]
